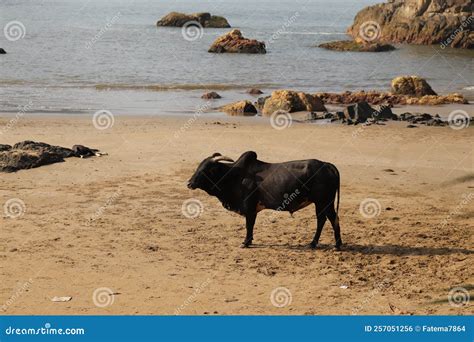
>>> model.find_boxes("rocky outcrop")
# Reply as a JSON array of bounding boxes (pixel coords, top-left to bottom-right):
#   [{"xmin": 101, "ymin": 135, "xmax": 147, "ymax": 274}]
[
  {"xmin": 157, "ymin": 12, "xmax": 231, "ymax": 28},
  {"xmin": 0, "ymin": 141, "xmax": 104, "ymax": 172},
  {"xmin": 261, "ymin": 90, "xmax": 326, "ymax": 116},
  {"xmin": 316, "ymin": 91, "xmax": 467, "ymax": 105},
  {"xmin": 201, "ymin": 91, "xmax": 221, "ymax": 99},
  {"xmin": 220, "ymin": 100, "xmax": 257, "ymax": 116},
  {"xmin": 208, "ymin": 30, "xmax": 266, "ymax": 54},
  {"xmin": 319, "ymin": 40, "xmax": 395, "ymax": 52},
  {"xmin": 347, "ymin": 0, "xmax": 473, "ymax": 49},
  {"xmin": 391, "ymin": 76, "xmax": 437, "ymax": 96}
]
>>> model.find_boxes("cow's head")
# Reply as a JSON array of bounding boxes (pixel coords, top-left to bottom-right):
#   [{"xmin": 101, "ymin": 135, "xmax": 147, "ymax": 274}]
[{"xmin": 187, "ymin": 153, "xmax": 235, "ymax": 192}]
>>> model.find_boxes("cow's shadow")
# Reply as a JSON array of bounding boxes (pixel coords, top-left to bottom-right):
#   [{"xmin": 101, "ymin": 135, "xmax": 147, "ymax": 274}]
[{"xmin": 251, "ymin": 243, "xmax": 473, "ymax": 256}]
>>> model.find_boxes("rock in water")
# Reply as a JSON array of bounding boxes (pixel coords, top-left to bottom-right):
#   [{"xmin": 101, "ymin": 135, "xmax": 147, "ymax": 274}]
[
  {"xmin": 391, "ymin": 76, "xmax": 437, "ymax": 97},
  {"xmin": 0, "ymin": 48, "xmax": 6, "ymax": 54},
  {"xmin": 247, "ymin": 88, "xmax": 263, "ymax": 95},
  {"xmin": 261, "ymin": 90, "xmax": 326, "ymax": 116},
  {"xmin": 319, "ymin": 40, "xmax": 395, "ymax": 52},
  {"xmin": 220, "ymin": 100, "xmax": 257, "ymax": 116},
  {"xmin": 157, "ymin": 12, "xmax": 231, "ymax": 28},
  {"xmin": 201, "ymin": 91, "xmax": 222, "ymax": 99},
  {"xmin": 347, "ymin": 0, "xmax": 473, "ymax": 49},
  {"xmin": 208, "ymin": 30, "xmax": 266, "ymax": 54}
]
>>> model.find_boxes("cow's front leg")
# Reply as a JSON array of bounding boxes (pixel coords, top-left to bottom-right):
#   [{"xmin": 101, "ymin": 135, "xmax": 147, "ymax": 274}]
[{"xmin": 241, "ymin": 212, "xmax": 256, "ymax": 248}]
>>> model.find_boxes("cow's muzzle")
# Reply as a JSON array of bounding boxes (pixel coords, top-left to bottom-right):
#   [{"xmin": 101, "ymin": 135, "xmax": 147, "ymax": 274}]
[{"xmin": 187, "ymin": 181, "xmax": 196, "ymax": 190}]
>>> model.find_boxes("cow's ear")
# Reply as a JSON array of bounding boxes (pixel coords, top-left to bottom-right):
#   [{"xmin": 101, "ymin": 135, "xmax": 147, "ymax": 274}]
[
  {"xmin": 233, "ymin": 151, "xmax": 257, "ymax": 169},
  {"xmin": 211, "ymin": 152, "xmax": 222, "ymax": 158}
]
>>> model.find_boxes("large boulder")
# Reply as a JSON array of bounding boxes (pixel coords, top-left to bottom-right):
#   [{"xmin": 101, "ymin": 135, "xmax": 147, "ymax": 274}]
[
  {"xmin": 261, "ymin": 90, "xmax": 326, "ymax": 116},
  {"xmin": 208, "ymin": 29, "xmax": 266, "ymax": 54},
  {"xmin": 319, "ymin": 40, "xmax": 395, "ymax": 52},
  {"xmin": 220, "ymin": 100, "xmax": 257, "ymax": 116},
  {"xmin": 157, "ymin": 12, "xmax": 231, "ymax": 28},
  {"xmin": 391, "ymin": 76, "xmax": 437, "ymax": 97},
  {"xmin": 347, "ymin": 0, "xmax": 473, "ymax": 49}
]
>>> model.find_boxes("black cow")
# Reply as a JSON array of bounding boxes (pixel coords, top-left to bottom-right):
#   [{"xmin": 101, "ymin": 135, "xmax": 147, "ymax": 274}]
[{"xmin": 187, "ymin": 151, "xmax": 342, "ymax": 249}]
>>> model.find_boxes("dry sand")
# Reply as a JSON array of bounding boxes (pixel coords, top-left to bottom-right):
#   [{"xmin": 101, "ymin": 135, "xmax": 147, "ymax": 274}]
[{"xmin": 0, "ymin": 113, "xmax": 472, "ymax": 315}]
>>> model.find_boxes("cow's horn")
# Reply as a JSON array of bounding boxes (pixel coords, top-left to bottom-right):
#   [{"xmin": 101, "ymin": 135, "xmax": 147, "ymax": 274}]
[{"xmin": 213, "ymin": 155, "xmax": 234, "ymax": 163}]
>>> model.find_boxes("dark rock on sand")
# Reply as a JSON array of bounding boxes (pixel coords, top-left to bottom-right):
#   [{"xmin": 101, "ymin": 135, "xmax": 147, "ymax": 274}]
[
  {"xmin": 201, "ymin": 91, "xmax": 222, "ymax": 99},
  {"xmin": 344, "ymin": 102, "xmax": 376, "ymax": 123},
  {"xmin": 247, "ymin": 88, "xmax": 263, "ymax": 95},
  {"xmin": 1, "ymin": 141, "xmax": 105, "ymax": 172},
  {"xmin": 391, "ymin": 76, "xmax": 437, "ymax": 97},
  {"xmin": 13, "ymin": 141, "xmax": 74, "ymax": 158},
  {"xmin": 347, "ymin": 0, "xmax": 473, "ymax": 49},
  {"xmin": 220, "ymin": 100, "xmax": 257, "ymax": 116},
  {"xmin": 0, "ymin": 148, "xmax": 66, "ymax": 172},
  {"xmin": 261, "ymin": 90, "xmax": 326, "ymax": 116},
  {"xmin": 0, "ymin": 48, "xmax": 6, "ymax": 54},
  {"xmin": 343, "ymin": 102, "xmax": 398, "ymax": 124},
  {"xmin": 157, "ymin": 12, "xmax": 231, "ymax": 28},
  {"xmin": 319, "ymin": 40, "xmax": 395, "ymax": 52},
  {"xmin": 208, "ymin": 30, "xmax": 266, "ymax": 54}
]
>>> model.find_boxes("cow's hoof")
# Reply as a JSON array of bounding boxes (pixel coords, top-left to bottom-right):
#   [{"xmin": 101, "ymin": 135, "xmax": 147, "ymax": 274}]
[
  {"xmin": 309, "ymin": 242, "xmax": 317, "ymax": 249},
  {"xmin": 334, "ymin": 245, "xmax": 342, "ymax": 251},
  {"xmin": 240, "ymin": 241, "xmax": 252, "ymax": 248}
]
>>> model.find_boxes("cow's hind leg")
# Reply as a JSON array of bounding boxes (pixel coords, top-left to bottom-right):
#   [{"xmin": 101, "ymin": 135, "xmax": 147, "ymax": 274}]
[
  {"xmin": 326, "ymin": 203, "xmax": 342, "ymax": 250},
  {"xmin": 241, "ymin": 212, "xmax": 256, "ymax": 248},
  {"xmin": 310, "ymin": 203, "xmax": 327, "ymax": 249}
]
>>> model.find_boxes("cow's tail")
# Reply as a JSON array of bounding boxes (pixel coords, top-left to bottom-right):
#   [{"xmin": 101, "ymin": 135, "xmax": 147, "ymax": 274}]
[{"xmin": 330, "ymin": 163, "xmax": 340, "ymax": 215}]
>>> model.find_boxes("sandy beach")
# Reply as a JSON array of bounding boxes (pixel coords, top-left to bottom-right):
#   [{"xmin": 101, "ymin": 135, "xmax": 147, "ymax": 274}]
[{"xmin": 0, "ymin": 112, "xmax": 472, "ymax": 315}]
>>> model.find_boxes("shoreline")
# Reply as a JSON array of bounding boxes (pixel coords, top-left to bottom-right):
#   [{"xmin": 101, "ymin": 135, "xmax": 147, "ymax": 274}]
[{"xmin": 0, "ymin": 102, "xmax": 472, "ymax": 119}]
